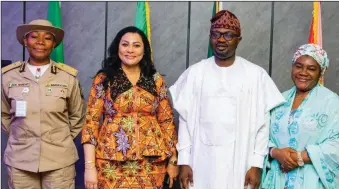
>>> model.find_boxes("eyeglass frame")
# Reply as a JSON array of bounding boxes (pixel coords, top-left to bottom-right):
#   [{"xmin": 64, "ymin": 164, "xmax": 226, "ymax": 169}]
[{"xmin": 209, "ymin": 31, "xmax": 241, "ymax": 41}]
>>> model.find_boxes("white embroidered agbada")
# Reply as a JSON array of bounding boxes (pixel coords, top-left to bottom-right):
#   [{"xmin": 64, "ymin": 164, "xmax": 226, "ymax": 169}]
[{"xmin": 169, "ymin": 56, "xmax": 285, "ymax": 189}]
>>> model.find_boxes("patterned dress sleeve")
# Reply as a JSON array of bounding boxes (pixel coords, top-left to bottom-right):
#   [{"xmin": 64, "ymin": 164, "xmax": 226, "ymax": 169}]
[
  {"xmin": 305, "ymin": 96, "xmax": 339, "ymax": 188},
  {"xmin": 81, "ymin": 73, "xmax": 106, "ymax": 146},
  {"xmin": 154, "ymin": 73, "xmax": 178, "ymax": 155}
]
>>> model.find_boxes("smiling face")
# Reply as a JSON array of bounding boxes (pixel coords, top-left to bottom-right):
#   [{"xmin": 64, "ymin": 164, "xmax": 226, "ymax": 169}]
[
  {"xmin": 24, "ymin": 31, "xmax": 55, "ymax": 63},
  {"xmin": 118, "ymin": 32, "xmax": 144, "ymax": 67},
  {"xmin": 291, "ymin": 55, "xmax": 322, "ymax": 92},
  {"xmin": 210, "ymin": 28, "xmax": 242, "ymax": 60}
]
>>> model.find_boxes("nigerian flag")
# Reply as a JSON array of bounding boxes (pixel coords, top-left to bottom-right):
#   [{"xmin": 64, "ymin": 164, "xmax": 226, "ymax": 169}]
[
  {"xmin": 207, "ymin": 1, "xmax": 222, "ymax": 58},
  {"xmin": 47, "ymin": 1, "xmax": 64, "ymax": 63},
  {"xmin": 135, "ymin": 1, "xmax": 153, "ymax": 59}
]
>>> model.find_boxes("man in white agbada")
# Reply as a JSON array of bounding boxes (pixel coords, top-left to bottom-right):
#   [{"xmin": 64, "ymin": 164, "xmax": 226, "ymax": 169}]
[{"xmin": 169, "ymin": 10, "xmax": 285, "ymax": 189}]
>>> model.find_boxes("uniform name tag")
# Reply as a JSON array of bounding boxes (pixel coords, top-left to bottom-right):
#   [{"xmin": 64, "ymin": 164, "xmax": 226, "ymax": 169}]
[
  {"xmin": 8, "ymin": 83, "xmax": 30, "ymax": 88},
  {"xmin": 46, "ymin": 83, "xmax": 68, "ymax": 88},
  {"xmin": 15, "ymin": 101, "xmax": 27, "ymax": 117}
]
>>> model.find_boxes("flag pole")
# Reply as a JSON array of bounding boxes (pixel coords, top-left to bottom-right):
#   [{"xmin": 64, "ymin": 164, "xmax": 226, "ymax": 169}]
[{"xmin": 186, "ymin": 1, "xmax": 191, "ymax": 69}]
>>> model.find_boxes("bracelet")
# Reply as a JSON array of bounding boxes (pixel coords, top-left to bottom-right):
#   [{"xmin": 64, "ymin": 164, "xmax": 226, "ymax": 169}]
[
  {"xmin": 85, "ymin": 163, "xmax": 96, "ymax": 170},
  {"xmin": 85, "ymin": 160, "xmax": 95, "ymax": 164},
  {"xmin": 269, "ymin": 147, "xmax": 276, "ymax": 158},
  {"xmin": 85, "ymin": 165, "xmax": 96, "ymax": 170}
]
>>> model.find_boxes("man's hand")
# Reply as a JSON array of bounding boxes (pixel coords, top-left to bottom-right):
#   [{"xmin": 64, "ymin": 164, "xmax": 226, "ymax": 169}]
[
  {"xmin": 244, "ymin": 167, "xmax": 262, "ymax": 189},
  {"xmin": 167, "ymin": 163, "xmax": 179, "ymax": 188},
  {"xmin": 179, "ymin": 165, "xmax": 193, "ymax": 189}
]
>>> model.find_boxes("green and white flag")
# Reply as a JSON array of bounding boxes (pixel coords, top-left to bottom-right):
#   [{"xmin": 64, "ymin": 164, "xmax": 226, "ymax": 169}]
[
  {"xmin": 47, "ymin": 1, "xmax": 64, "ymax": 63},
  {"xmin": 135, "ymin": 1, "xmax": 153, "ymax": 60}
]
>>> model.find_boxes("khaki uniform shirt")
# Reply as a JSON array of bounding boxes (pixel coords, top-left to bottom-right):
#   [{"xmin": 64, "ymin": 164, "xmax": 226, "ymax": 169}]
[{"xmin": 1, "ymin": 60, "xmax": 85, "ymax": 172}]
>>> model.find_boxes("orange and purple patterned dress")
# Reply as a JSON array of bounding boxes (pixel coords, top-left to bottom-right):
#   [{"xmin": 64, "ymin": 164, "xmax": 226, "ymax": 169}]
[{"xmin": 81, "ymin": 69, "xmax": 177, "ymax": 189}]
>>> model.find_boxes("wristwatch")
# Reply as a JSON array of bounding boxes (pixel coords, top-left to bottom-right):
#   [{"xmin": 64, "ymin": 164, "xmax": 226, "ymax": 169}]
[
  {"xmin": 168, "ymin": 159, "xmax": 177, "ymax": 166},
  {"xmin": 297, "ymin": 151, "xmax": 304, "ymax": 166}
]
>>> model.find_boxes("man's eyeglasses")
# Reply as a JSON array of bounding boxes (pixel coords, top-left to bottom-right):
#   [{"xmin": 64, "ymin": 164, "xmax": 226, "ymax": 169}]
[{"xmin": 210, "ymin": 31, "xmax": 240, "ymax": 41}]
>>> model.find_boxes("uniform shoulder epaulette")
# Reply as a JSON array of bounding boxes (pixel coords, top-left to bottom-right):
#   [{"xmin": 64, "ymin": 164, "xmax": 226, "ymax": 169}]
[
  {"xmin": 56, "ymin": 63, "xmax": 78, "ymax": 76},
  {"xmin": 1, "ymin": 61, "xmax": 22, "ymax": 74}
]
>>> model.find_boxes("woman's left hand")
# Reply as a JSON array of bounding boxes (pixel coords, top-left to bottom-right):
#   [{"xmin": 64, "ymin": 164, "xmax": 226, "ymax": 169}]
[{"xmin": 167, "ymin": 161, "xmax": 179, "ymax": 188}]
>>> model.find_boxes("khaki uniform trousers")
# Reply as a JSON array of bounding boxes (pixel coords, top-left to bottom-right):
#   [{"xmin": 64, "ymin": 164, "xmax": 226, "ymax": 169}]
[{"xmin": 7, "ymin": 164, "xmax": 75, "ymax": 189}]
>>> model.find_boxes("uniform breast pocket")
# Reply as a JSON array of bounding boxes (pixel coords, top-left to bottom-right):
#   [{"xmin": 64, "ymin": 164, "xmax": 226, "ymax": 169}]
[
  {"xmin": 8, "ymin": 87, "xmax": 27, "ymax": 114},
  {"xmin": 8, "ymin": 87, "xmax": 30, "ymax": 139},
  {"xmin": 8, "ymin": 87, "xmax": 29, "ymax": 100},
  {"xmin": 45, "ymin": 87, "xmax": 68, "ymax": 112},
  {"xmin": 199, "ymin": 94, "xmax": 237, "ymax": 146}
]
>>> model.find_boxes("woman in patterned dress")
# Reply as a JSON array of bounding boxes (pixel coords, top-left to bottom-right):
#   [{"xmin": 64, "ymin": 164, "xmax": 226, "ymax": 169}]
[
  {"xmin": 262, "ymin": 44, "xmax": 339, "ymax": 189},
  {"xmin": 82, "ymin": 26, "xmax": 178, "ymax": 189}
]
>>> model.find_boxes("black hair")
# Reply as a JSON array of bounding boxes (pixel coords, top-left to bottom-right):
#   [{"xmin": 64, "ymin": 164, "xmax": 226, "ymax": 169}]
[{"xmin": 97, "ymin": 26, "xmax": 156, "ymax": 90}]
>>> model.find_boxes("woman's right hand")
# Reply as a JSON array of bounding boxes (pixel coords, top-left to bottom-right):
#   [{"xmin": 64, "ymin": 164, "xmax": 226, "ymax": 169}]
[
  {"xmin": 273, "ymin": 147, "xmax": 298, "ymax": 172},
  {"xmin": 84, "ymin": 168, "xmax": 98, "ymax": 189}
]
